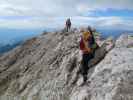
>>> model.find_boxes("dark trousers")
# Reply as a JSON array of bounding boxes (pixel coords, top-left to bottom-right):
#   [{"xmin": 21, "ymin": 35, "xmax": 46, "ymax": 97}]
[
  {"xmin": 66, "ymin": 25, "xmax": 71, "ymax": 32},
  {"xmin": 81, "ymin": 53, "xmax": 94, "ymax": 82}
]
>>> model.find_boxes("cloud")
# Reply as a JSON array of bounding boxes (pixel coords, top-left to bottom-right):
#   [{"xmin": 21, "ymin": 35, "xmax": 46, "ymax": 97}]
[
  {"xmin": 71, "ymin": 16, "xmax": 133, "ymax": 30},
  {"xmin": 0, "ymin": 0, "xmax": 133, "ymax": 17},
  {"xmin": 0, "ymin": 16, "xmax": 133, "ymax": 31},
  {"xmin": 0, "ymin": 0, "xmax": 133, "ymax": 30},
  {"xmin": 0, "ymin": 16, "xmax": 70, "ymax": 29}
]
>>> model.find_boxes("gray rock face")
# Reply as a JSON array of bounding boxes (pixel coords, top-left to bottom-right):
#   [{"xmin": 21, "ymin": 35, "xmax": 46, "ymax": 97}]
[
  {"xmin": 0, "ymin": 30, "xmax": 83, "ymax": 100},
  {"xmin": 71, "ymin": 34, "xmax": 133, "ymax": 100},
  {"xmin": 0, "ymin": 29, "xmax": 132, "ymax": 100}
]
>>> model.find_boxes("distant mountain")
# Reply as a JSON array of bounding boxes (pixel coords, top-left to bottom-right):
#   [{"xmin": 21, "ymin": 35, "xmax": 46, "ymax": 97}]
[
  {"xmin": 0, "ymin": 40, "xmax": 22, "ymax": 54},
  {"xmin": 97, "ymin": 29, "xmax": 133, "ymax": 39},
  {"xmin": 0, "ymin": 28, "xmax": 58, "ymax": 54},
  {"xmin": 0, "ymin": 28, "xmax": 44, "ymax": 44},
  {"xmin": 0, "ymin": 28, "xmax": 45, "ymax": 54}
]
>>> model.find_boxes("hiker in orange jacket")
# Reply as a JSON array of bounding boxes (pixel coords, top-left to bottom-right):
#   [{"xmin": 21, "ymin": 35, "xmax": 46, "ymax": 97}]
[
  {"xmin": 80, "ymin": 27, "xmax": 99, "ymax": 83},
  {"xmin": 80, "ymin": 31, "xmax": 93, "ymax": 83}
]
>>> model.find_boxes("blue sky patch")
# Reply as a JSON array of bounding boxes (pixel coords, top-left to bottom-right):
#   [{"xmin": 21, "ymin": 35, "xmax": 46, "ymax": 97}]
[{"xmin": 87, "ymin": 8, "xmax": 133, "ymax": 17}]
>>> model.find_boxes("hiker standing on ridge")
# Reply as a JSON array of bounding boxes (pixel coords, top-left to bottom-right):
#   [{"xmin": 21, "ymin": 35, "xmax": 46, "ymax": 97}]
[
  {"xmin": 66, "ymin": 18, "xmax": 71, "ymax": 32},
  {"xmin": 79, "ymin": 27, "xmax": 98, "ymax": 84}
]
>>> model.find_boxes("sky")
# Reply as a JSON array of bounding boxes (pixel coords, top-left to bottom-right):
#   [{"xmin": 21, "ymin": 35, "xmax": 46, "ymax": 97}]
[{"xmin": 0, "ymin": 0, "xmax": 133, "ymax": 30}]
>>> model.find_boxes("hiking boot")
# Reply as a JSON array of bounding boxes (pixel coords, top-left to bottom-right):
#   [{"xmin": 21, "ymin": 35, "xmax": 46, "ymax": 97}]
[{"xmin": 83, "ymin": 75, "xmax": 88, "ymax": 83}]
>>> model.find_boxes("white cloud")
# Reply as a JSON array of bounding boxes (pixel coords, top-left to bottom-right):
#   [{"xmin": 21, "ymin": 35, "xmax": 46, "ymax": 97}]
[
  {"xmin": 72, "ymin": 16, "xmax": 133, "ymax": 30},
  {"xmin": 0, "ymin": 0, "xmax": 133, "ymax": 17},
  {"xmin": 0, "ymin": 16, "xmax": 133, "ymax": 31},
  {"xmin": 0, "ymin": 0, "xmax": 133, "ymax": 30},
  {"xmin": 0, "ymin": 17, "xmax": 69, "ymax": 29}
]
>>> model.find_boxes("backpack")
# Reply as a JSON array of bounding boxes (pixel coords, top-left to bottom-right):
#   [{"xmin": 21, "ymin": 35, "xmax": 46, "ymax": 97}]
[{"xmin": 80, "ymin": 36, "xmax": 99, "ymax": 51}]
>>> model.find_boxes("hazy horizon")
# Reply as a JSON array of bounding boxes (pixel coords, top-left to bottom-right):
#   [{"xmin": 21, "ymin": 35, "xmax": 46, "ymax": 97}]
[
  {"xmin": 0, "ymin": 0, "xmax": 133, "ymax": 44},
  {"xmin": 0, "ymin": 0, "xmax": 133, "ymax": 29},
  {"xmin": 0, "ymin": 27, "xmax": 133, "ymax": 44}
]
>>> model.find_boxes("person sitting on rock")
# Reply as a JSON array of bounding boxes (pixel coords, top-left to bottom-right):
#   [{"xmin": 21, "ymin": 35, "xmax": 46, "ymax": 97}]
[
  {"xmin": 80, "ymin": 31, "xmax": 94, "ymax": 83},
  {"xmin": 66, "ymin": 18, "xmax": 71, "ymax": 32}
]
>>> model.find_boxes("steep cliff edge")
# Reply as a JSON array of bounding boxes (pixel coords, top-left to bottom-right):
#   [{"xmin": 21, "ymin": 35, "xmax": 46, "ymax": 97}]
[{"xmin": 0, "ymin": 29, "xmax": 132, "ymax": 100}]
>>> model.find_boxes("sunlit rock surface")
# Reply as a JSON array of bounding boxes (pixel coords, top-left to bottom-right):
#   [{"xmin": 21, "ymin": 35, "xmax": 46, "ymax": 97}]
[
  {"xmin": 0, "ymin": 29, "xmax": 132, "ymax": 100},
  {"xmin": 71, "ymin": 34, "xmax": 133, "ymax": 100}
]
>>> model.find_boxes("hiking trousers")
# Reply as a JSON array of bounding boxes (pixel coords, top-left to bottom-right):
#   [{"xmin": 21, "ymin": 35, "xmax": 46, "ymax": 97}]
[
  {"xmin": 81, "ymin": 53, "xmax": 93, "ymax": 82},
  {"xmin": 66, "ymin": 25, "xmax": 71, "ymax": 32}
]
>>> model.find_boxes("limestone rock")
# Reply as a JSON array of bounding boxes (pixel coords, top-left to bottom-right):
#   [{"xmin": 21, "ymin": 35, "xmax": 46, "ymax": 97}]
[
  {"xmin": 71, "ymin": 34, "xmax": 133, "ymax": 100},
  {"xmin": 0, "ymin": 28, "xmax": 132, "ymax": 100}
]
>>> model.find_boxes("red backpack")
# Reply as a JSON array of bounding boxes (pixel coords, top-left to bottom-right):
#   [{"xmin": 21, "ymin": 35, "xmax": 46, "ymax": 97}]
[{"xmin": 80, "ymin": 37, "xmax": 85, "ymax": 50}]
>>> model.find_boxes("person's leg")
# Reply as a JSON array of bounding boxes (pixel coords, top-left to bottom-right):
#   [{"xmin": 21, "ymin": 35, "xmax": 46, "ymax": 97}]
[
  {"xmin": 68, "ymin": 26, "xmax": 70, "ymax": 31},
  {"xmin": 82, "ymin": 54, "xmax": 89, "ymax": 83},
  {"xmin": 69, "ymin": 25, "xmax": 71, "ymax": 31},
  {"xmin": 66, "ymin": 26, "xmax": 68, "ymax": 32},
  {"xmin": 82, "ymin": 53, "xmax": 94, "ymax": 83}
]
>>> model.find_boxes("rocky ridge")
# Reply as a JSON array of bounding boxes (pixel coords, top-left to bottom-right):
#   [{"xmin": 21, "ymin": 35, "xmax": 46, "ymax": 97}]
[{"xmin": 0, "ymin": 29, "xmax": 132, "ymax": 100}]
